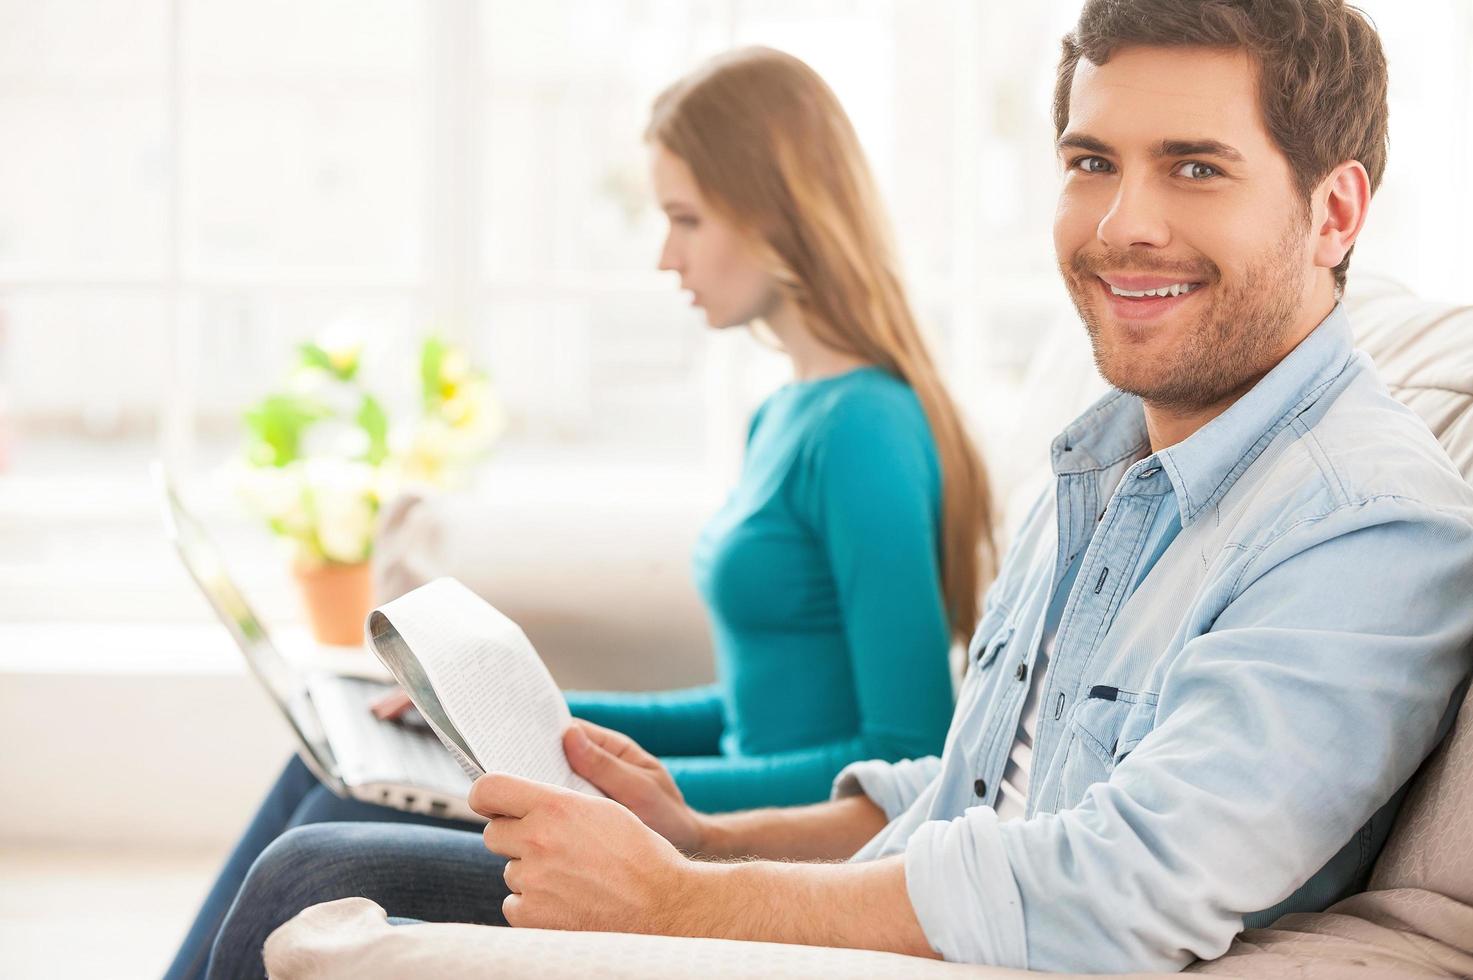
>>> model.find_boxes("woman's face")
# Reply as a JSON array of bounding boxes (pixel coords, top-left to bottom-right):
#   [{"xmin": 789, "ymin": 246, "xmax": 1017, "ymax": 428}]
[{"xmin": 650, "ymin": 142, "xmax": 781, "ymax": 329}]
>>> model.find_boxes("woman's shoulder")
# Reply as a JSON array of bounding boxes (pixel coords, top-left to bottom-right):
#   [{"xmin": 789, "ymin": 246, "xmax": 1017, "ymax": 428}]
[
  {"xmin": 807, "ymin": 367, "xmax": 930, "ymax": 444},
  {"xmin": 750, "ymin": 366, "xmax": 916, "ymax": 438},
  {"xmin": 745, "ymin": 368, "xmax": 937, "ymax": 481},
  {"xmin": 782, "ymin": 369, "xmax": 941, "ymax": 524},
  {"xmin": 791, "ymin": 368, "xmax": 939, "ymax": 494}
]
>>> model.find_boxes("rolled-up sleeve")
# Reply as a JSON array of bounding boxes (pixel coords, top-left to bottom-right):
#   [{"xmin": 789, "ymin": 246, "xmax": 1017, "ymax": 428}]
[
  {"xmin": 904, "ymin": 805, "xmax": 1028, "ymax": 967},
  {"xmin": 898, "ymin": 497, "xmax": 1473, "ymax": 972},
  {"xmin": 831, "ymin": 755, "xmax": 942, "ymax": 822}
]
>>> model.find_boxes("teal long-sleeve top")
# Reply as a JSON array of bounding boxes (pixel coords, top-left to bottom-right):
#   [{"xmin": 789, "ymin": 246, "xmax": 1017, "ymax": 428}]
[{"xmin": 565, "ymin": 366, "xmax": 955, "ymax": 812}]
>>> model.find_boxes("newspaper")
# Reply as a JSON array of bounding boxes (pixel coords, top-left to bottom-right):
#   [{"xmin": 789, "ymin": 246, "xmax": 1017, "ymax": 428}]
[{"xmin": 366, "ymin": 577, "xmax": 598, "ymax": 795}]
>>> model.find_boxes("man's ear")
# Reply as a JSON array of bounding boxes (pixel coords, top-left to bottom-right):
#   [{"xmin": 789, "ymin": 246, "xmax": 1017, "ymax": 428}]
[{"xmin": 1312, "ymin": 160, "xmax": 1372, "ymax": 274}]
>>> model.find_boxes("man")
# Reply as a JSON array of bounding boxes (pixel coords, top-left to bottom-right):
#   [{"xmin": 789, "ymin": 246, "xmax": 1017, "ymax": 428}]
[{"xmin": 208, "ymin": 1, "xmax": 1473, "ymax": 974}]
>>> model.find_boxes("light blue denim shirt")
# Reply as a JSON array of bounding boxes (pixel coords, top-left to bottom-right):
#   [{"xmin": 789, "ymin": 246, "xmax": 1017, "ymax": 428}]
[{"xmin": 834, "ymin": 304, "xmax": 1473, "ymax": 973}]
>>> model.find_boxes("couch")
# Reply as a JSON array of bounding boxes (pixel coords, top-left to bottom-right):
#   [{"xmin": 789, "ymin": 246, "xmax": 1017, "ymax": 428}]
[{"xmin": 265, "ymin": 277, "xmax": 1473, "ymax": 978}]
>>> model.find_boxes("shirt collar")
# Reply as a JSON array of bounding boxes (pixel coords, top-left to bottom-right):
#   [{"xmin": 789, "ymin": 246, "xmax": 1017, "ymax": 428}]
[{"xmin": 1051, "ymin": 303, "xmax": 1356, "ymax": 526}]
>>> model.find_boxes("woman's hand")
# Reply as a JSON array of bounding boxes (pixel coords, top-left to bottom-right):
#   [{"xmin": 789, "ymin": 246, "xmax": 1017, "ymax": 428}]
[
  {"xmin": 368, "ymin": 686, "xmax": 414, "ymax": 721},
  {"xmin": 562, "ymin": 719, "xmax": 711, "ymax": 854},
  {"xmin": 470, "ymin": 772, "xmax": 704, "ymax": 934}
]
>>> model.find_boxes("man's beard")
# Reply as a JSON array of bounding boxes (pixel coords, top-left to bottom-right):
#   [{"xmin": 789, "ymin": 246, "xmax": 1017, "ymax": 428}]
[{"xmin": 1059, "ymin": 221, "xmax": 1308, "ymax": 414}]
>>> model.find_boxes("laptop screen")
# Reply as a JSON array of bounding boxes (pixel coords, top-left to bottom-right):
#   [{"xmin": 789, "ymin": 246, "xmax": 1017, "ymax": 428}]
[
  {"xmin": 152, "ymin": 462, "xmax": 339, "ymax": 783},
  {"xmin": 158, "ymin": 473, "xmax": 299, "ymax": 700}
]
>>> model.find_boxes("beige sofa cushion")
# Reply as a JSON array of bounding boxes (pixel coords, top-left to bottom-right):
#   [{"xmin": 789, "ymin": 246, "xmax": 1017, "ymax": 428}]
[
  {"xmin": 1184, "ymin": 888, "xmax": 1473, "ymax": 978},
  {"xmin": 1368, "ymin": 678, "xmax": 1473, "ymax": 905}
]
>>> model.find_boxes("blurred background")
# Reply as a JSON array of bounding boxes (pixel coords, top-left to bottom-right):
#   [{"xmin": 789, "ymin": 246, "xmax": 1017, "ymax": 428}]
[{"xmin": 1, "ymin": 1, "xmax": 1469, "ymax": 977}]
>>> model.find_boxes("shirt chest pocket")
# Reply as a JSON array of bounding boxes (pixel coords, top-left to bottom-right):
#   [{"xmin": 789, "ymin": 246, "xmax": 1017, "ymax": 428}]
[
  {"xmin": 948, "ymin": 617, "xmax": 1015, "ymax": 756},
  {"xmin": 961, "ymin": 606, "xmax": 1015, "ymax": 685},
  {"xmin": 972, "ymin": 621, "xmax": 1014, "ymax": 672},
  {"xmin": 1059, "ymin": 687, "xmax": 1160, "ymax": 791}
]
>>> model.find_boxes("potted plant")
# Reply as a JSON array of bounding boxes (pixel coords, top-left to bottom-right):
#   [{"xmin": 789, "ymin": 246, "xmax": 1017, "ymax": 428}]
[{"xmin": 232, "ymin": 331, "xmax": 502, "ymax": 646}]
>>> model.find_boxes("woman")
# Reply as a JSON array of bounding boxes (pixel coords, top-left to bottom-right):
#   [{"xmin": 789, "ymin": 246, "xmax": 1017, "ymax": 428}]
[
  {"xmin": 560, "ymin": 47, "xmax": 995, "ymax": 813},
  {"xmin": 172, "ymin": 46, "xmax": 995, "ymax": 980}
]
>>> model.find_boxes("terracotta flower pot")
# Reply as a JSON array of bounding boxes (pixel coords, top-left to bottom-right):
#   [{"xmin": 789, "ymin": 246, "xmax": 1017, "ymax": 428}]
[{"xmin": 292, "ymin": 558, "xmax": 375, "ymax": 647}]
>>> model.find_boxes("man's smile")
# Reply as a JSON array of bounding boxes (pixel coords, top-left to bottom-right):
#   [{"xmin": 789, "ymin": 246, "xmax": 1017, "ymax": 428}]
[{"xmin": 1094, "ymin": 273, "xmax": 1209, "ymax": 322}]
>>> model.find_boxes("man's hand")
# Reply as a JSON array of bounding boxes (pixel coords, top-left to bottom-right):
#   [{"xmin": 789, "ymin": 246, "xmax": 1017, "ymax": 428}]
[
  {"xmin": 469, "ymin": 772, "xmax": 697, "ymax": 933},
  {"xmin": 561, "ymin": 719, "xmax": 710, "ymax": 853},
  {"xmin": 468, "ymin": 772, "xmax": 934, "ymax": 957}
]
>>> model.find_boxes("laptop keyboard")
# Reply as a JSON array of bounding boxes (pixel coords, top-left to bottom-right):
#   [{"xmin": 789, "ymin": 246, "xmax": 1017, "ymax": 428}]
[{"xmin": 309, "ymin": 674, "xmax": 473, "ymax": 795}]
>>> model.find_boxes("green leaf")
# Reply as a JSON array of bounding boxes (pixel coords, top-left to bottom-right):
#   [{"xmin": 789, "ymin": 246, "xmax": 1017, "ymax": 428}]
[
  {"xmin": 299, "ymin": 341, "xmax": 358, "ymax": 381},
  {"xmin": 420, "ymin": 336, "xmax": 447, "ymax": 409},
  {"xmin": 242, "ymin": 394, "xmax": 328, "ymax": 467},
  {"xmin": 356, "ymin": 393, "xmax": 390, "ymax": 466},
  {"xmin": 299, "ymin": 342, "xmax": 336, "ymax": 374}
]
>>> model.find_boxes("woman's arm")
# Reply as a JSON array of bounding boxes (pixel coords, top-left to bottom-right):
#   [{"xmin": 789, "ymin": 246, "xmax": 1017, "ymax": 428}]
[
  {"xmin": 565, "ymin": 684, "xmax": 725, "ymax": 759},
  {"xmin": 666, "ymin": 730, "xmax": 926, "ymax": 813},
  {"xmin": 558, "ymin": 719, "xmax": 892, "ymax": 863}
]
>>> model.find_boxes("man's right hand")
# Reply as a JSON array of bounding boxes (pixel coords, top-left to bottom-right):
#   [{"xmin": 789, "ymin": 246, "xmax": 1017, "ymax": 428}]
[{"xmin": 562, "ymin": 719, "xmax": 711, "ymax": 854}]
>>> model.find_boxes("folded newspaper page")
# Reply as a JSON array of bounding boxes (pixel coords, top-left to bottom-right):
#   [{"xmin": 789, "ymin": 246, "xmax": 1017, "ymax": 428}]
[{"xmin": 366, "ymin": 577, "xmax": 598, "ymax": 794}]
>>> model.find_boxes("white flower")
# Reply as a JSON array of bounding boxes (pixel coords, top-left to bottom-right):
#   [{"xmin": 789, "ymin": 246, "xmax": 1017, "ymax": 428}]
[
  {"xmin": 300, "ymin": 417, "xmax": 371, "ymax": 460},
  {"xmin": 230, "ymin": 461, "xmax": 310, "ymax": 535},
  {"xmin": 440, "ymin": 380, "xmax": 506, "ymax": 448},
  {"xmin": 302, "ymin": 458, "xmax": 379, "ymax": 564},
  {"xmin": 318, "ymin": 318, "xmax": 368, "ymax": 375},
  {"xmin": 440, "ymin": 349, "xmax": 471, "ymax": 385},
  {"xmin": 387, "ymin": 418, "xmax": 455, "ymax": 489}
]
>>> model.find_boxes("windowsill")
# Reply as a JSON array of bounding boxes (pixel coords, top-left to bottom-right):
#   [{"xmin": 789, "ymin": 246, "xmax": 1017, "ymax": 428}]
[
  {"xmin": 0, "ymin": 438, "xmax": 725, "ymax": 634},
  {"xmin": 0, "ymin": 620, "xmax": 390, "ymax": 680}
]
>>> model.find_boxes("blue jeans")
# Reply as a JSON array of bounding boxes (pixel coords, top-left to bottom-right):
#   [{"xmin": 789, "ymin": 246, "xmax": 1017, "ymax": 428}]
[
  {"xmin": 206, "ymin": 818, "xmax": 510, "ymax": 979},
  {"xmin": 164, "ymin": 755, "xmax": 495, "ymax": 980}
]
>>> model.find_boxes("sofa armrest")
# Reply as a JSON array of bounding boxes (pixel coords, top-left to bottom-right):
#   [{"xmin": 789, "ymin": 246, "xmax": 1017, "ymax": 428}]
[
  {"xmin": 266, "ymin": 890, "xmax": 1473, "ymax": 980},
  {"xmin": 263, "ymin": 897, "xmax": 1052, "ymax": 980}
]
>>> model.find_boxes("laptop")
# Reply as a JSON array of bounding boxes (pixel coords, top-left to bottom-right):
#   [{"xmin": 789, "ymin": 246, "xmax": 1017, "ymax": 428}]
[{"xmin": 152, "ymin": 461, "xmax": 480, "ymax": 823}]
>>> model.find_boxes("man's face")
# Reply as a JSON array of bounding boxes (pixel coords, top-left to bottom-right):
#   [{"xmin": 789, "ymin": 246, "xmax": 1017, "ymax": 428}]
[{"xmin": 1054, "ymin": 45, "xmax": 1318, "ymax": 413}]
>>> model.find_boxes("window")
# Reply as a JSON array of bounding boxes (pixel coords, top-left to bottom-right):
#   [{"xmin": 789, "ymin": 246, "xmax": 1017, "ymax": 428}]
[{"xmin": 2, "ymin": 0, "xmax": 1468, "ymax": 632}]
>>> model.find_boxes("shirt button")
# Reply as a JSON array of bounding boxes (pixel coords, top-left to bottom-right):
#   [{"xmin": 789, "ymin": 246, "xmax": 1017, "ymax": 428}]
[
  {"xmin": 974, "ymin": 778, "xmax": 987, "ymax": 797},
  {"xmin": 1015, "ymin": 661, "xmax": 1028, "ymax": 682}
]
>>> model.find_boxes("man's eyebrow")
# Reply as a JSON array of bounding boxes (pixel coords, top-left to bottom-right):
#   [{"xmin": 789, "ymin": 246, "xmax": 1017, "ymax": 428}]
[
  {"xmin": 1057, "ymin": 133, "xmax": 1114, "ymax": 156},
  {"xmin": 1056, "ymin": 133, "xmax": 1247, "ymax": 164},
  {"xmin": 1157, "ymin": 139, "xmax": 1245, "ymax": 163}
]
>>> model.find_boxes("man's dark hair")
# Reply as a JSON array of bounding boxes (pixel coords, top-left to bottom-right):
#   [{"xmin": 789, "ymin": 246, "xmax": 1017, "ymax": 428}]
[{"xmin": 1053, "ymin": 0, "xmax": 1389, "ymax": 293}]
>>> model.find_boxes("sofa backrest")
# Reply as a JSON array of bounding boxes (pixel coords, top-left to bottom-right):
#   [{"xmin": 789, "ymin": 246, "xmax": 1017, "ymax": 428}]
[
  {"xmin": 1346, "ymin": 277, "xmax": 1473, "ymax": 479},
  {"xmin": 1342, "ymin": 277, "xmax": 1473, "ymax": 902}
]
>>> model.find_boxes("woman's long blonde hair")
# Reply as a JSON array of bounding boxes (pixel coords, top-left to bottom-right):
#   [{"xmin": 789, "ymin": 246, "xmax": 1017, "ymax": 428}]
[{"xmin": 648, "ymin": 47, "xmax": 996, "ymax": 641}]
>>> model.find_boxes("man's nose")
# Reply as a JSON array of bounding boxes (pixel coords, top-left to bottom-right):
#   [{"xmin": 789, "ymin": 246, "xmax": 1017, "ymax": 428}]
[{"xmin": 1096, "ymin": 177, "xmax": 1172, "ymax": 251}]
